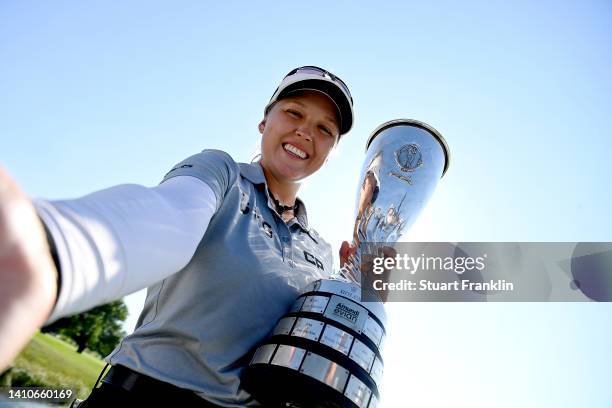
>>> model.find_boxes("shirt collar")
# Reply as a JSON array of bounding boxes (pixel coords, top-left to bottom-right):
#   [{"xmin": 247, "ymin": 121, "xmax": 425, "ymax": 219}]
[
  {"xmin": 291, "ymin": 198, "xmax": 310, "ymax": 232},
  {"xmin": 239, "ymin": 161, "xmax": 267, "ymax": 185},
  {"xmin": 239, "ymin": 161, "xmax": 311, "ymax": 232}
]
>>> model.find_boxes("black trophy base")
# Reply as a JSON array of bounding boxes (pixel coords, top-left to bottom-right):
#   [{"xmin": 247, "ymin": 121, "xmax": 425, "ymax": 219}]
[{"xmin": 242, "ymin": 363, "xmax": 359, "ymax": 408}]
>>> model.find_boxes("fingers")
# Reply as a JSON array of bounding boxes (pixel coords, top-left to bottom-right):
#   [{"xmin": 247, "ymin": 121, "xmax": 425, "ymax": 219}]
[
  {"xmin": 340, "ymin": 240, "xmax": 357, "ymax": 267},
  {"xmin": 339, "ymin": 241, "xmax": 349, "ymax": 267}
]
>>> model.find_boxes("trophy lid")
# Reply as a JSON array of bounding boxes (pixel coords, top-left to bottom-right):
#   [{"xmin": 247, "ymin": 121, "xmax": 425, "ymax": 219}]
[{"xmin": 366, "ymin": 119, "xmax": 451, "ymax": 177}]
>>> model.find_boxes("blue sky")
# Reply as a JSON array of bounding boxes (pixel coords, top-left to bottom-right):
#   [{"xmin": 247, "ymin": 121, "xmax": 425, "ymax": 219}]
[{"xmin": 2, "ymin": 1, "xmax": 611, "ymax": 407}]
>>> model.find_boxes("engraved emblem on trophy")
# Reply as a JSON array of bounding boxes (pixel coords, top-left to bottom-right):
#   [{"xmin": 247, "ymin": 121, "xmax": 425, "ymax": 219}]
[{"xmin": 242, "ymin": 119, "xmax": 450, "ymax": 408}]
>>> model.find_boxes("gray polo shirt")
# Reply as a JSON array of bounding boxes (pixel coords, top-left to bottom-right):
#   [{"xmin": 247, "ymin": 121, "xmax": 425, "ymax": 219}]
[{"xmin": 107, "ymin": 149, "xmax": 333, "ymax": 407}]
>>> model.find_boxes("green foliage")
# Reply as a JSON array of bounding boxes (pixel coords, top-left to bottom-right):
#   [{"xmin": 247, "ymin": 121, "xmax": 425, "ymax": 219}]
[
  {"xmin": 42, "ymin": 300, "xmax": 128, "ymax": 356},
  {"xmin": 0, "ymin": 367, "xmax": 48, "ymax": 388}
]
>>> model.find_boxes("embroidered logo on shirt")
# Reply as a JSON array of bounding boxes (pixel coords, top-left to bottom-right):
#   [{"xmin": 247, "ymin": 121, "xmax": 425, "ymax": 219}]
[
  {"xmin": 304, "ymin": 251, "xmax": 324, "ymax": 271},
  {"xmin": 239, "ymin": 190, "xmax": 250, "ymax": 214},
  {"xmin": 262, "ymin": 222, "xmax": 273, "ymax": 238},
  {"xmin": 164, "ymin": 163, "xmax": 194, "ymax": 178},
  {"xmin": 251, "ymin": 207, "xmax": 274, "ymax": 239},
  {"xmin": 169, "ymin": 164, "xmax": 194, "ymax": 173}
]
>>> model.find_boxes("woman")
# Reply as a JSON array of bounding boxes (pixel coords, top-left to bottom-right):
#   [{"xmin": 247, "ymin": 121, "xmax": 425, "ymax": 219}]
[{"xmin": 0, "ymin": 66, "xmax": 354, "ymax": 406}]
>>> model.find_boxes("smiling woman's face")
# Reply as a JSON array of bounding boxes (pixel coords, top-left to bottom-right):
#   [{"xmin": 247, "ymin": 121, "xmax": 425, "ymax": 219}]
[{"xmin": 258, "ymin": 90, "xmax": 340, "ymax": 185}]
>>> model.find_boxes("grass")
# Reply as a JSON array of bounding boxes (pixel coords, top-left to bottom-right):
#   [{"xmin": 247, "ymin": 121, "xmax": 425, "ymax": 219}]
[{"xmin": 3, "ymin": 332, "xmax": 106, "ymax": 402}]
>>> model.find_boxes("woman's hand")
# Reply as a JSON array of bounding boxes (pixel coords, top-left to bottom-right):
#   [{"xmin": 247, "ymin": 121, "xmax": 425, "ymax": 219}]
[
  {"xmin": 0, "ymin": 166, "xmax": 57, "ymax": 371},
  {"xmin": 339, "ymin": 240, "xmax": 395, "ymax": 302}
]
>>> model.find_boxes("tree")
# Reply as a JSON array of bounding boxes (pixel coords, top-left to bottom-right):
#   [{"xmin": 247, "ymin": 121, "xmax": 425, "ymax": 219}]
[{"xmin": 42, "ymin": 300, "xmax": 128, "ymax": 355}]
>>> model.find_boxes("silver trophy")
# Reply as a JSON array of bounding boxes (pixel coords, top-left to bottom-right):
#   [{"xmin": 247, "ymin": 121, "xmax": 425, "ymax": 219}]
[
  {"xmin": 242, "ymin": 119, "xmax": 450, "ymax": 408},
  {"xmin": 340, "ymin": 119, "xmax": 450, "ymax": 286}
]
